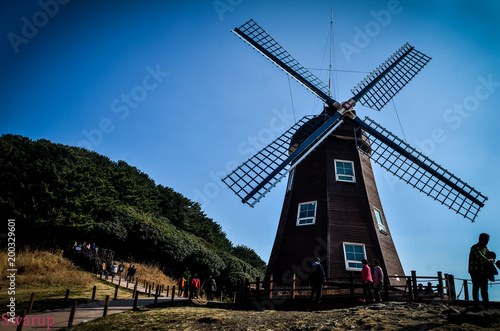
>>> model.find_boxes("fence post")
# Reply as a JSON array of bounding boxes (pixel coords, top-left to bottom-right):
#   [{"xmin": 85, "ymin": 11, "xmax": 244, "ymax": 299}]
[
  {"xmin": 133, "ymin": 283, "xmax": 137, "ymax": 299},
  {"xmin": 92, "ymin": 285, "xmax": 97, "ymax": 300},
  {"xmin": 171, "ymin": 286, "xmax": 175, "ymax": 301},
  {"xmin": 411, "ymin": 270, "xmax": 418, "ymax": 299},
  {"xmin": 154, "ymin": 285, "xmax": 159, "ymax": 307},
  {"xmin": 220, "ymin": 291, "xmax": 223, "ymax": 302},
  {"xmin": 67, "ymin": 302, "xmax": 77, "ymax": 328},
  {"xmin": 236, "ymin": 280, "xmax": 242, "ymax": 303},
  {"xmin": 437, "ymin": 271, "xmax": 444, "ymax": 299},
  {"xmin": 268, "ymin": 275, "xmax": 274, "ymax": 300},
  {"xmin": 256, "ymin": 277, "xmax": 261, "ymax": 300},
  {"xmin": 407, "ymin": 277, "xmax": 414, "ymax": 301},
  {"xmin": 16, "ymin": 310, "xmax": 26, "ymax": 331},
  {"xmin": 244, "ymin": 279, "xmax": 250, "ymax": 302},
  {"xmin": 463, "ymin": 279, "xmax": 469, "ymax": 301},
  {"xmin": 349, "ymin": 272, "xmax": 354, "ymax": 300},
  {"xmin": 291, "ymin": 274, "xmax": 296, "ymax": 300},
  {"xmin": 64, "ymin": 289, "xmax": 70, "ymax": 304},
  {"xmin": 27, "ymin": 293, "xmax": 35, "ymax": 314},
  {"xmin": 103, "ymin": 295, "xmax": 110, "ymax": 317},
  {"xmin": 383, "ymin": 270, "xmax": 389, "ymax": 301},
  {"xmin": 133, "ymin": 291, "xmax": 139, "ymax": 310},
  {"xmin": 118, "ymin": 277, "xmax": 121, "ymax": 287},
  {"xmin": 447, "ymin": 274, "xmax": 456, "ymax": 301},
  {"xmin": 114, "ymin": 284, "xmax": 119, "ymax": 300}
]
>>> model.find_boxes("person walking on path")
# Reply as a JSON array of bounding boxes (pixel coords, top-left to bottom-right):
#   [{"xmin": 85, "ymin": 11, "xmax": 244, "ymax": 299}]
[
  {"xmin": 469, "ymin": 233, "xmax": 495, "ymax": 309},
  {"xmin": 177, "ymin": 277, "xmax": 185, "ymax": 296},
  {"xmin": 206, "ymin": 274, "xmax": 217, "ymax": 301},
  {"xmin": 372, "ymin": 259, "xmax": 384, "ymax": 302},
  {"xmin": 111, "ymin": 262, "xmax": 118, "ymax": 281},
  {"xmin": 360, "ymin": 259, "xmax": 374, "ymax": 302},
  {"xmin": 129, "ymin": 265, "xmax": 136, "ymax": 283},
  {"xmin": 118, "ymin": 262, "xmax": 125, "ymax": 277},
  {"xmin": 191, "ymin": 275, "xmax": 201, "ymax": 299},
  {"xmin": 310, "ymin": 258, "xmax": 326, "ymax": 303},
  {"xmin": 101, "ymin": 262, "xmax": 106, "ymax": 278}
]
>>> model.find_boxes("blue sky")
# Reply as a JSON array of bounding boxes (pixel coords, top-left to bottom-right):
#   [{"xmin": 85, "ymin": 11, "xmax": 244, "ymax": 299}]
[{"xmin": 2, "ymin": 0, "xmax": 500, "ymax": 300}]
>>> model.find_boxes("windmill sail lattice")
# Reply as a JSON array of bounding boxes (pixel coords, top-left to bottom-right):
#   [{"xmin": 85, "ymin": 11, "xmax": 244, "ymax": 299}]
[
  {"xmin": 351, "ymin": 43, "xmax": 431, "ymax": 111},
  {"xmin": 225, "ymin": 18, "xmax": 487, "ymax": 221},
  {"xmin": 233, "ymin": 19, "xmax": 336, "ymax": 106},
  {"xmin": 354, "ymin": 116, "xmax": 487, "ymax": 221},
  {"xmin": 223, "ymin": 114, "xmax": 343, "ymax": 206}
]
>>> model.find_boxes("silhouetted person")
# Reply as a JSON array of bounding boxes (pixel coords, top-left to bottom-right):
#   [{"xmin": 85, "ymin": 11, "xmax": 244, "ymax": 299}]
[
  {"xmin": 310, "ymin": 258, "xmax": 326, "ymax": 303},
  {"xmin": 469, "ymin": 233, "xmax": 494, "ymax": 309}
]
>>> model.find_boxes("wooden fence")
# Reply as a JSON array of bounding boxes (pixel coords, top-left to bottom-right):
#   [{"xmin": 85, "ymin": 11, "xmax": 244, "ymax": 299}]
[{"xmin": 234, "ymin": 270, "xmax": 457, "ymax": 304}]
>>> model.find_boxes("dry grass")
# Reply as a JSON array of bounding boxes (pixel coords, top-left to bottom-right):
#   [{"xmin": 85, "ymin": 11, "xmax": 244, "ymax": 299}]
[
  {"xmin": 119, "ymin": 261, "xmax": 177, "ymax": 287},
  {"xmin": 0, "ymin": 248, "xmax": 94, "ymax": 288},
  {"xmin": 0, "ymin": 249, "xmax": 174, "ymax": 314}
]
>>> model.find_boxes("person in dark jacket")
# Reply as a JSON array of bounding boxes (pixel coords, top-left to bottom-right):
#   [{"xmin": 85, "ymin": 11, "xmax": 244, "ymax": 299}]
[
  {"xmin": 310, "ymin": 258, "xmax": 326, "ymax": 303},
  {"xmin": 206, "ymin": 274, "xmax": 217, "ymax": 301}
]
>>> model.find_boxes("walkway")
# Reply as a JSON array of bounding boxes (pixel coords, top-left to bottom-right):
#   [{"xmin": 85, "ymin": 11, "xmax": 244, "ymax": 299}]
[{"xmin": 4, "ymin": 275, "xmax": 187, "ymax": 330}]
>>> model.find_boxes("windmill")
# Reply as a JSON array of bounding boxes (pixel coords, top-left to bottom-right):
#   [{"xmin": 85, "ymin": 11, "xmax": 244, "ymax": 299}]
[{"xmin": 222, "ymin": 19, "xmax": 488, "ymax": 286}]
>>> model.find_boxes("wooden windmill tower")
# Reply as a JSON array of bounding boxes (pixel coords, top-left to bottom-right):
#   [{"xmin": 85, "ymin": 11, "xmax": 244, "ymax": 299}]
[{"xmin": 222, "ymin": 20, "xmax": 487, "ymax": 285}]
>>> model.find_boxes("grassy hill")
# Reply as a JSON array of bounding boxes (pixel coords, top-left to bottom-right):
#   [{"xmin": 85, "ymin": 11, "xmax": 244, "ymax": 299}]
[{"xmin": 0, "ymin": 134, "xmax": 265, "ymax": 287}]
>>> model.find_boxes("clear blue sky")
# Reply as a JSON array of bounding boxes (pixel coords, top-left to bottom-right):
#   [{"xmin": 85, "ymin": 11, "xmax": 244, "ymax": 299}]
[{"xmin": 2, "ymin": 0, "xmax": 500, "ymax": 300}]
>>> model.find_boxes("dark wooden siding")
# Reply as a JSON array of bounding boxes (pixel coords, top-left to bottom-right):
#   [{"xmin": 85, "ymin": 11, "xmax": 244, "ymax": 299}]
[{"xmin": 266, "ymin": 120, "xmax": 405, "ymax": 286}]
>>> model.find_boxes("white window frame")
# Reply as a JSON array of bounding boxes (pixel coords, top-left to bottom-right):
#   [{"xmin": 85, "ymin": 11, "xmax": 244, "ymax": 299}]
[
  {"xmin": 296, "ymin": 201, "xmax": 317, "ymax": 226},
  {"xmin": 373, "ymin": 207, "xmax": 386, "ymax": 232},
  {"xmin": 287, "ymin": 169, "xmax": 295, "ymax": 192},
  {"xmin": 342, "ymin": 242, "xmax": 367, "ymax": 271},
  {"xmin": 334, "ymin": 159, "xmax": 355, "ymax": 183}
]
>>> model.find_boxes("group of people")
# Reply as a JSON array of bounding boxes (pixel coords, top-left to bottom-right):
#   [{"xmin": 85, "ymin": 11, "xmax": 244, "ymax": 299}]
[
  {"xmin": 177, "ymin": 274, "xmax": 217, "ymax": 300},
  {"xmin": 468, "ymin": 232, "xmax": 500, "ymax": 310},
  {"xmin": 99, "ymin": 261, "xmax": 136, "ymax": 282},
  {"xmin": 309, "ymin": 257, "xmax": 383, "ymax": 304},
  {"xmin": 73, "ymin": 241, "xmax": 98, "ymax": 253}
]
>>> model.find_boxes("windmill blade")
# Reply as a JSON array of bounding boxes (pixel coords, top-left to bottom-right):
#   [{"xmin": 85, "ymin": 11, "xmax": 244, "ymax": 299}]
[
  {"xmin": 353, "ymin": 116, "xmax": 487, "ymax": 221},
  {"xmin": 233, "ymin": 19, "xmax": 338, "ymax": 107},
  {"xmin": 351, "ymin": 43, "xmax": 431, "ymax": 111},
  {"xmin": 223, "ymin": 113, "xmax": 343, "ymax": 206}
]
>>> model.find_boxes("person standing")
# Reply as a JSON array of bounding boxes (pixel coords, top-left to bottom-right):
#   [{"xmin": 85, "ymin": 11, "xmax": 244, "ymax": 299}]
[
  {"xmin": 371, "ymin": 259, "xmax": 384, "ymax": 302},
  {"xmin": 191, "ymin": 274, "xmax": 201, "ymax": 299},
  {"xmin": 206, "ymin": 274, "xmax": 217, "ymax": 301},
  {"xmin": 310, "ymin": 258, "xmax": 326, "ymax": 303},
  {"xmin": 177, "ymin": 277, "xmax": 185, "ymax": 296},
  {"xmin": 469, "ymin": 233, "xmax": 494, "ymax": 309},
  {"xmin": 111, "ymin": 262, "xmax": 118, "ymax": 281},
  {"xmin": 101, "ymin": 262, "xmax": 106, "ymax": 278},
  {"xmin": 129, "ymin": 265, "xmax": 136, "ymax": 283},
  {"xmin": 118, "ymin": 262, "xmax": 125, "ymax": 277},
  {"xmin": 360, "ymin": 259, "xmax": 373, "ymax": 302}
]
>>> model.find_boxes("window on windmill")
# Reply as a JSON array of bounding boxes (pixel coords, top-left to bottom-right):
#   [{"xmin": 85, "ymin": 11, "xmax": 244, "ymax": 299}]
[
  {"xmin": 373, "ymin": 208, "xmax": 386, "ymax": 232},
  {"xmin": 334, "ymin": 160, "xmax": 355, "ymax": 182},
  {"xmin": 296, "ymin": 201, "xmax": 317, "ymax": 226},
  {"xmin": 287, "ymin": 169, "xmax": 295, "ymax": 192},
  {"xmin": 343, "ymin": 243, "xmax": 366, "ymax": 271}
]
